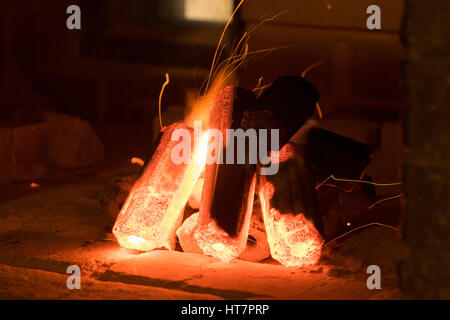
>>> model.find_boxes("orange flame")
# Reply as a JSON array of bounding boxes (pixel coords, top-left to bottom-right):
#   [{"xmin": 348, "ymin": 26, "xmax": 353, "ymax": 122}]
[{"xmin": 184, "ymin": 70, "xmax": 235, "ymax": 128}]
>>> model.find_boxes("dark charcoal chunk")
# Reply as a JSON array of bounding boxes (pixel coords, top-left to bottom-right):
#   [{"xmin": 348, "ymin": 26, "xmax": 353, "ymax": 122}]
[
  {"xmin": 230, "ymin": 87, "xmax": 258, "ymax": 129},
  {"xmin": 209, "ymin": 160, "xmax": 256, "ymax": 237},
  {"xmin": 200, "ymin": 86, "xmax": 257, "ymax": 238},
  {"xmin": 256, "ymin": 76, "xmax": 320, "ymax": 140},
  {"xmin": 261, "ymin": 143, "xmax": 323, "ymax": 236},
  {"xmin": 291, "ymin": 122, "xmax": 373, "ymax": 182}
]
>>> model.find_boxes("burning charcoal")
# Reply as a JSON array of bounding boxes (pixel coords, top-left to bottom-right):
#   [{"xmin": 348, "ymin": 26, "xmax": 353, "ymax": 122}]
[
  {"xmin": 113, "ymin": 123, "xmax": 207, "ymax": 251},
  {"xmin": 238, "ymin": 199, "xmax": 271, "ymax": 262},
  {"xmin": 290, "ymin": 120, "xmax": 373, "ymax": 182},
  {"xmin": 258, "ymin": 143, "xmax": 324, "ymax": 267},
  {"xmin": 176, "ymin": 212, "xmax": 203, "ymax": 254},
  {"xmin": 195, "ymin": 86, "xmax": 258, "ymax": 261},
  {"xmin": 188, "ymin": 176, "xmax": 204, "ymax": 209},
  {"xmin": 196, "ymin": 159, "xmax": 257, "ymax": 261},
  {"xmin": 255, "ymin": 76, "xmax": 320, "ymax": 142}
]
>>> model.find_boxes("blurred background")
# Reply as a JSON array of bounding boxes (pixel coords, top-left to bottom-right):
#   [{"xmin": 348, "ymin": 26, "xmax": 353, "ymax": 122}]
[{"xmin": 0, "ymin": 0, "xmax": 405, "ymax": 202}]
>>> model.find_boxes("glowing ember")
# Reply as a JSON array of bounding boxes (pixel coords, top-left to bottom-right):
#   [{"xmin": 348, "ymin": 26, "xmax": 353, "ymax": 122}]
[
  {"xmin": 194, "ymin": 220, "xmax": 244, "ymax": 262},
  {"xmin": 29, "ymin": 182, "xmax": 40, "ymax": 188},
  {"xmin": 113, "ymin": 124, "xmax": 208, "ymax": 251},
  {"xmin": 130, "ymin": 157, "xmax": 145, "ymax": 167},
  {"xmin": 258, "ymin": 144, "xmax": 324, "ymax": 267},
  {"xmin": 259, "ymin": 182, "xmax": 323, "ymax": 267},
  {"xmin": 195, "ymin": 173, "xmax": 257, "ymax": 261}
]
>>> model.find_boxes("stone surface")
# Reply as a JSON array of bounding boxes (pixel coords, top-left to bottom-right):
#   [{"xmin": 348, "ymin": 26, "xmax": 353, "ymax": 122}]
[
  {"xmin": 0, "ymin": 179, "xmax": 111, "ymax": 239},
  {"xmin": 400, "ymin": 0, "xmax": 450, "ymax": 299},
  {"xmin": 98, "ymin": 174, "xmax": 138, "ymax": 221},
  {"xmin": 0, "ymin": 229, "xmax": 402, "ymax": 300},
  {"xmin": 0, "ymin": 122, "xmax": 48, "ymax": 182},
  {"xmin": 44, "ymin": 112, "xmax": 104, "ymax": 169},
  {"xmin": 0, "ymin": 264, "xmax": 216, "ymax": 300},
  {"xmin": 176, "ymin": 212, "xmax": 203, "ymax": 254},
  {"xmin": 0, "ymin": 163, "xmax": 404, "ymax": 299},
  {"xmin": 0, "ymin": 112, "xmax": 104, "ymax": 182}
]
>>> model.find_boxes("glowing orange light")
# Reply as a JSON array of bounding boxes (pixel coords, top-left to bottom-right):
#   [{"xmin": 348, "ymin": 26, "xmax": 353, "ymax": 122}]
[
  {"xmin": 259, "ymin": 184, "xmax": 323, "ymax": 267},
  {"xmin": 130, "ymin": 157, "xmax": 145, "ymax": 167},
  {"xmin": 258, "ymin": 145, "xmax": 323, "ymax": 267},
  {"xmin": 347, "ymin": 222, "xmax": 351, "ymax": 226},
  {"xmin": 30, "ymin": 182, "xmax": 40, "ymax": 188},
  {"xmin": 195, "ymin": 173, "xmax": 257, "ymax": 262},
  {"xmin": 113, "ymin": 125, "xmax": 208, "ymax": 251}
]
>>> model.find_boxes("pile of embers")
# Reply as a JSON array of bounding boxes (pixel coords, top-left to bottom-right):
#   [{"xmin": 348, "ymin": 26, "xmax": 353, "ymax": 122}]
[{"xmin": 112, "ymin": 76, "xmax": 375, "ymax": 267}]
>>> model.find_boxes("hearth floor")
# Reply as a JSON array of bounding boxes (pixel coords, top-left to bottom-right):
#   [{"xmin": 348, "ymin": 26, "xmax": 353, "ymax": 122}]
[{"xmin": 0, "ymin": 170, "xmax": 404, "ymax": 299}]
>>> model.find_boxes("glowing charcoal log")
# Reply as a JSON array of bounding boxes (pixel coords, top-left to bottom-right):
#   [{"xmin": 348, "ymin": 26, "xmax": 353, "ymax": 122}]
[
  {"xmin": 195, "ymin": 86, "xmax": 258, "ymax": 261},
  {"xmin": 113, "ymin": 123, "xmax": 207, "ymax": 251},
  {"xmin": 258, "ymin": 143, "xmax": 324, "ymax": 267},
  {"xmin": 176, "ymin": 212, "xmax": 203, "ymax": 254},
  {"xmin": 196, "ymin": 163, "xmax": 257, "ymax": 261}
]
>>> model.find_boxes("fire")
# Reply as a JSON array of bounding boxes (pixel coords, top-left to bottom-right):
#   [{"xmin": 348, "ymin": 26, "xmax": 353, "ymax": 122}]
[
  {"xmin": 184, "ymin": 70, "xmax": 234, "ymax": 128},
  {"xmin": 113, "ymin": 1, "xmax": 323, "ymax": 266},
  {"xmin": 258, "ymin": 144, "xmax": 324, "ymax": 267},
  {"xmin": 195, "ymin": 173, "xmax": 257, "ymax": 261},
  {"xmin": 259, "ymin": 181, "xmax": 323, "ymax": 267},
  {"xmin": 195, "ymin": 220, "xmax": 243, "ymax": 262},
  {"xmin": 113, "ymin": 125, "xmax": 209, "ymax": 251}
]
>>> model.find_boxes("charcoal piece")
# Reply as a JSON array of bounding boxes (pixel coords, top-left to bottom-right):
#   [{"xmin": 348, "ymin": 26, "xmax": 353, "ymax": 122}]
[
  {"xmin": 261, "ymin": 142, "xmax": 323, "ymax": 235},
  {"xmin": 196, "ymin": 86, "xmax": 257, "ymax": 261},
  {"xmin": 176, "ymin": 212, "xmax": 203, "ymax": 254},
  {"xmin": 229, "ymin": 87, "xmax": 258, "ymax": 129},
  {"xmin": 290, "ymin": 121, "xmax": 373, "ymax": 182},
  {"xmin": 258, "ymin": 143, "xmax": 324, "ymax": 267},
  {"xmin": 209, "ymin": 147, "xmax": 256, "ymax": 237},
  {"xmin": 201, "ymin": 86, "xmax": 258, "ymax": 236},
  {"xmin": 113, "ymin": 123, "xmax": 203, "ymax": 251},
  {"xmin": 316, "ymin": 178, "xmax": 376, "ymax": 241},
  {"xmin": 255, "ymin": 76, "xmax": 319, "ymax": 141},
  {"xmin": 240, "ymin": 110, "xmax": 285, "ymax": 152},
  {"xmin": 238, "ymin": 198, "xmax": 271, "ymax": 262}
]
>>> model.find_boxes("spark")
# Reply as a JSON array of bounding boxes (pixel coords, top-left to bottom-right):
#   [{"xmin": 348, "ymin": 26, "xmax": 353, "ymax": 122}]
[
  {"xmin": 158, "ymin": 73, "xmax": 170, "ymax": 129},
  {"xmin": 301, "ymin": 61, "xmax": 325, "ymax": 119},
  {"xmin": 368, "ymin": 193, "xmax": 405, "ymax": 210},
  {"xmin": 315, "ymin": 175, "xmax": 403, "ymax": 190},
  {"xmin": 130, "ymin": 157, "xmax": 145, "ymax": 167},
  {"xmin": 323, "ymin": 222, "xmax": 401, "ymax": 248}
]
